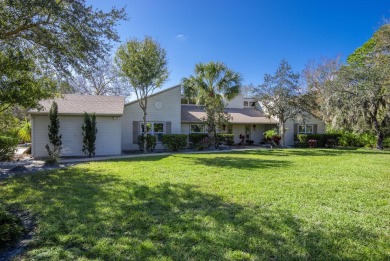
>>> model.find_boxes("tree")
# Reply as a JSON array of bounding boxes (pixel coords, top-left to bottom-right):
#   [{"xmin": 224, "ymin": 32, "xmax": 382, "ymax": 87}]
[
  {"xmin": 240, "ymin": 83, "xmax": 256, "ymax": 98},
  {"xmin": 182, "ymin": 62, "xmax": 242, "ymax": 148},
  {"xmin": 68, "ymin": 57, "xmax": 131, "ymax": 97},
  {"xmin": 82, "ymin": 112, "xmax": 98, "ymax": 157},
  {"xmin": 115, "ymin": 37, "xmax": 169, "ymax": 153},
  {"xmin": 254, "ymin": 59, "xmax": 302, "ymax": 147},
  {"xmin": 45, "ymin": 101, "xmax": 62, "ymax": 163},
  {"xmin": 314, "ymin": 24, "xmax": 390, "ymax": 149},
  {"xmin": 302, "ymin": 56, "xmax": 343, "ymax": 122},
  {"xmin": 0, "ymin": 0, "xmax": 126, "ymax": 110},
  {"xmin": 0, "ymin": 50, "xmax": 57, "ymax": 112}
]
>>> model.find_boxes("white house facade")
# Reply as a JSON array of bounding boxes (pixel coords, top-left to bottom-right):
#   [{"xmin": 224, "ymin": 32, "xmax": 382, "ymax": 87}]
[
  {"xmin": 29, "ymin": 85, "xmax": 326, "ymax": 158},
  {"xmin": 30, "ymin": 95, "xmax": 125, "ymax": 158}
]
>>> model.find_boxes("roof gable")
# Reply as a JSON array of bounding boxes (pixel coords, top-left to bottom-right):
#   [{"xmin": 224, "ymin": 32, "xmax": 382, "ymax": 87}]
[{"xmin": 124, "ymin": 84, "xmax": 181, "ymax": 106}]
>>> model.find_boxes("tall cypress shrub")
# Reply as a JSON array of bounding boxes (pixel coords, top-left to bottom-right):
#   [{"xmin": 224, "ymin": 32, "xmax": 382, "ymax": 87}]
[
  {"xmin": 45, "ymin": 101, "xmax": 62, "ymax": 163},
  {"xmin": 82, "ymin": 112, "xmax": 97, "ymax": 157}
]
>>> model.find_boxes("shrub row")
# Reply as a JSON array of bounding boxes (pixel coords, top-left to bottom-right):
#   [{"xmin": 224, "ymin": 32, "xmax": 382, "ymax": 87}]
[
  {"xmin": 217, "ymin": 134, "xmax": 234, "ymax": 146},
  {"xmin": 296, "ymin": 132, "xmax": 390, "ymax": 149},
  {"xmin": 137, "ymin": 134, "xmax": 157, "ymax": 152},
  {"xmin": 296, "ymin": 134, "xmax": 341, "ymax": 148},
  {"xmin": 188, "ymin": 133, "xmax": 208, "ymax": 146},
  {"xmin": 0, "ymin": 135, "xmax": 19, "ymax": 161},
  {"xmin": 162, "ymin": 134, "xmax": 188, "ymax": 151},
  {"xmin": 138, "ymin": 133, "xmax": 235, "ymax": 152}
]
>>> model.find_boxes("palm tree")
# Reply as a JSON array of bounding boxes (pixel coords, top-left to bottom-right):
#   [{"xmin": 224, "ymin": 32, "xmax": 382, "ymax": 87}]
[{"xmin": 182, "ymin": 62, "xmax": 242, "ymax": 147}]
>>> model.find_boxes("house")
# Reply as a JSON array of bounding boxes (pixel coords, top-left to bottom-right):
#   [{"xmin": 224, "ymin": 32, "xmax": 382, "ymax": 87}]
[{"xmin": 29, "ymin": 85, "xmax": 325, "ymax": 158}]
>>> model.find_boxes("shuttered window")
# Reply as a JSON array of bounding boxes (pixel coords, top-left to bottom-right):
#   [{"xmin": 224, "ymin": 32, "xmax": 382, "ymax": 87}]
[{"xmin": 139, "ymin": 122, "xmax": 171, "ymax": 142}]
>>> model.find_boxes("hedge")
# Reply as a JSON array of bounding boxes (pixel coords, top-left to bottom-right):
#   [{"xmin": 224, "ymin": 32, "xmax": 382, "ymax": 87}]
[
  {"xmin": 162, "ymin": 134, "xmax": 188, "ymax": 151},
  {"xmin": 217, "ymin": 134, "xmax": 234, "ymax": 146},
  {"xmin": 296, "ymin": 134, "xmax": 341, "ymax": 148},
  {"xmin": 188, "ymin": 133, "xmax": 208, "ymax": 146},
  {"xmin": 0, "ymin": 135, "xmax": 19, "ymax": 161},
  {"xmin": 137, "ymin": 134, "xmax": 157, "ymax": 152}
]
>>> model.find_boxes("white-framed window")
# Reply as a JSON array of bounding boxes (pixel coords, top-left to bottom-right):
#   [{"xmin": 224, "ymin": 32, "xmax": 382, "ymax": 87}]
[
  {"xmin": 190, "ymin": 124, "xmax": 206, "ymax": 133},
  {"xmin": 243, "ymin": 101, "xmax": 249, "ymax": 107},
  {"xmin": 141, "ymin": 122, "xmax": 165, "ymax": 142},
  {"xmin": 298, "ymin": 124, "xmax": 314, "ymax": 134}
]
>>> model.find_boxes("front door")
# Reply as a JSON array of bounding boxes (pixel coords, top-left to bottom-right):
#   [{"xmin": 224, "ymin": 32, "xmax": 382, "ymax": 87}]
[{"xmin": 245, "ymin": 124, "xmax": 251, "ymax": 142}]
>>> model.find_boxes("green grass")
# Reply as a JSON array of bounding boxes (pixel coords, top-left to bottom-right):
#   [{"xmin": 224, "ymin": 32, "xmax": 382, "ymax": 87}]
[{"xmin": 1, "ymin": 148, "xmax": 389, "ymax": 260}]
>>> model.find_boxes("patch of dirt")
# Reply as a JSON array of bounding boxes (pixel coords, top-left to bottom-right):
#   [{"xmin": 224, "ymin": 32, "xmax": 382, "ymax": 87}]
[{"xmin": 0, "ymin": 159, "xmax": 76, "ymax": 181}]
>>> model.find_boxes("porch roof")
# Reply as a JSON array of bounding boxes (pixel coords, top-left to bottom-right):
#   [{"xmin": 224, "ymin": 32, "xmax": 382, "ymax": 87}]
[{"xmin": 181, "ymin": 105, "xmax": 278, "ymax": 124}]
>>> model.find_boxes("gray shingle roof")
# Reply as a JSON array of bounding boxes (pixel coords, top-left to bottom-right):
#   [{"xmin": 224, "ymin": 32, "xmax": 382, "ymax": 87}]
[
  {"xmin": 29, "ymin": 94, "xmax": 125, "ymax": 116},
  {"xmin": 181, "ymin": 105, "xmax": 278, "ymax": 124}
]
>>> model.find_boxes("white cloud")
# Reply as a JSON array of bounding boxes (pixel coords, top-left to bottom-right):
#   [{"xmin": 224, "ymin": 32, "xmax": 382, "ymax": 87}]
[{"xmin": 175, "ymin": 34, "xmax": 186, "ymax": 41}]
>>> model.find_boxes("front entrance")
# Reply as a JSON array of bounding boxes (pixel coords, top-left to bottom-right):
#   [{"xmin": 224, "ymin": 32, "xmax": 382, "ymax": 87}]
[{"xmin": 245, "ymin": 124, "xmax": 251, "ymax": 142}]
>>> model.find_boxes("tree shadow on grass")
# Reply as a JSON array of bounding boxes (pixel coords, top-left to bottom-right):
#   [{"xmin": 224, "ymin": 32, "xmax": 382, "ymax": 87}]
[
  {"xmin": 224, "ymin": 148, "xmax": 390, "ymax": 157},
  {"xmin": 179, "ymin": 155, "xmax": 291, "ymax": 170},
  {"xmin": 1, "ymin": 167, "xmax": 386, "ymax": 260}
]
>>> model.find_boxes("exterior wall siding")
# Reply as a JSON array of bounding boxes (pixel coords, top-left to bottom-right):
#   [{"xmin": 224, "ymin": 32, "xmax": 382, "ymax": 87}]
[
  {"xmin": 31, "ymin": 115, "xmax": 122, "ymax": 158},
  {"xmin": 231, "ymin": 124, "xmax": 277, "ymax": 144},
  {"xmin": 284, "ymin": 115, "xmax": 326, "ymax": 146},
  {"xmin": 122, "ymin": 86, "xmax": 182, "ymax": 151}
]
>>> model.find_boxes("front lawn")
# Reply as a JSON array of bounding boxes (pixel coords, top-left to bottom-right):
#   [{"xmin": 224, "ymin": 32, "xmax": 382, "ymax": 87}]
[{"xmin": 1, "ymin": 149, "xmax": 389, "ymax": 260}]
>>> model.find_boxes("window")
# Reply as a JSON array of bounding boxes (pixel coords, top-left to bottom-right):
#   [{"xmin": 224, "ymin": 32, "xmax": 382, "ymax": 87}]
[
  {"xmin": 141, "ymin": 122, "xmax": 165, "ymax": 142},
  {"xmin": 298, "ymin": 125, "xmax": 313, "ymax": 134},
  {"xmin": 227, "ymin": 125, "xmax": 233, "ymax": 134},
  {"xmin": 244, "ymin": 101, "xmax": 256, "ymax": 107},
  {"xmin": 190, "ymin": 124, "xmax": 205, "ymax": 133}
]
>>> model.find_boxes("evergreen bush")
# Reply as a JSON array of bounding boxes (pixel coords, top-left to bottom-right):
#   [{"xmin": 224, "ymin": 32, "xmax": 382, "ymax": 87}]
[
  {"xmin": 217, "ymin": 134, "xmax": 234, "ymax": 146},
  {"xmin": 162, "ymin": 134, "xmax": 187, "ymax": 151},
  {"xmin": 82, "ymin": 113, "xmax": 98, "ymax": 157},
  {"xmin": 45, "ymin": 101, "xmax": 62, "ymax": 163},
  {"xmin": 0, "ymin": 135, "xmax": 18, "ymax": 161},
  {"xmin": 188, "ymin": 133, "xmax": 208, "ymax": 148},
  {"xmin": 138, "ymin": 134, "xmax": 156, "ymax": 152}
]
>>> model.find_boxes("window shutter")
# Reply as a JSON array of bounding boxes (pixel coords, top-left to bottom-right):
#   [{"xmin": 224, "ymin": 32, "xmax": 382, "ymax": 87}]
[
  {"xmin": 133, "ymin": 121, "xmax": 139, "ymax": 144},
  {"xmin": 166, "ymin": 121, "xmax": 172, "ymax": 134},
  {"xmin": 294, "ymin": 124, "xmax": 298, "ymax": 135},
  {"xmin": 313, "ymin": 124, "xmax": 318, "ymax": 134}
]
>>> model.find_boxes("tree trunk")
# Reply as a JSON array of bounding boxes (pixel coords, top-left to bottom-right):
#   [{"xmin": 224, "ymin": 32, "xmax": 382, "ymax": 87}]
[
  {"xmin": 372, "ymin": 116, "xmax": 384, "ymax": 150},
  {"xmin": 214, "ymin": 128, "xmax": 219, "ymax": 149},
  {"xmin": 142, "ymin": 106, "xmax": 147, "ymax": 154},
  {"xmin": 279, "ymin": 121, "xmax": 285, "ymax": 147},
  {"xmin": 376, "ymin": 131, "xmax": 384, "ymax": 150}
]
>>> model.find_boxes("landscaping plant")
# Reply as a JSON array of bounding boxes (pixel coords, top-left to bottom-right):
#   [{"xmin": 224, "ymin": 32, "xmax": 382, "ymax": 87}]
[
  {"xmin": 45, "ymin": 101, "xmax": 62, "ymax": 163},
  {"xmin": 82, "ymin": 112, "xmax": 98, "ymax": 157},
  {"xmin": 162, "ymin": 134, "xmax": 187, "ymax": 151},
  {"xmin": 217, "ymin": 134, "xmax": 234, "ymax": 146},
  {"xmin": 0, "ymin": 135, "xmax": 18, "ymax": 161},
  {"xmin": 138, "ymin": 134, "xmax": 157, "ymax": 152}
]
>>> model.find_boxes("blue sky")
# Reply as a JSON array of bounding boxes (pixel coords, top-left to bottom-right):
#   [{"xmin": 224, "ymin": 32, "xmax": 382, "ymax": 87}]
[{"xmin": 88, "ymin": 0, "xmax": 389, "ymax": 90}]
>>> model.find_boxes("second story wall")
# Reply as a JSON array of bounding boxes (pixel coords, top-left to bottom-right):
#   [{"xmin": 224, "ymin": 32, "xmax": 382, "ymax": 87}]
[{"xmin": 122, "ymin": 85, "xmax": 182, "ymax": 151}]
